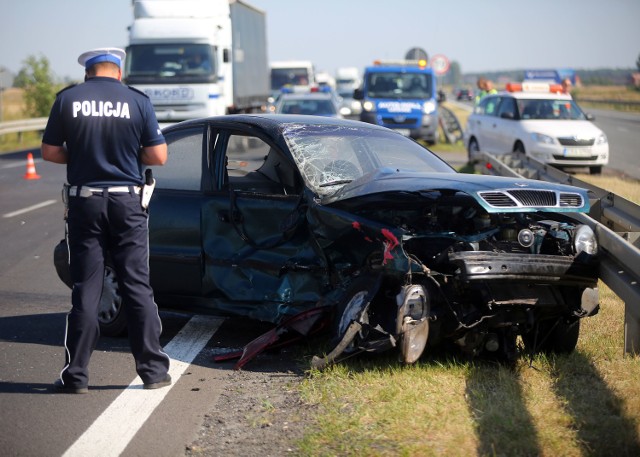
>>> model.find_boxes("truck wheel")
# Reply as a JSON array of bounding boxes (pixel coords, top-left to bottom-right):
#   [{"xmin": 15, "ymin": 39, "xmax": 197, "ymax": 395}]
[
  {"xmin": 522, "ymin": 318, "xmax": 580, "ymax": 354},
  {"xmin": 98, "ymin": 265, "xmax": 128, "ymax": 337}
]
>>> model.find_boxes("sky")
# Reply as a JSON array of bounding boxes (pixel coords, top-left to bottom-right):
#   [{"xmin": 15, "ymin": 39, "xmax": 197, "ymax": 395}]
[{"xmin": 2, "ymin": 0, "xmax": 639, "ymax": 82}]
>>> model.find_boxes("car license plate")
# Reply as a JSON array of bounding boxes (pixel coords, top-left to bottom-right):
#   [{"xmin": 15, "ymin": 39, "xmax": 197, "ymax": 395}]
[
  {"xmin": 394, "ymin": 129, "xmax": 411, "ymax": 136},
  {"xmin": 562, "ymin": 147, "xmax": 592, "ymax": 157}
]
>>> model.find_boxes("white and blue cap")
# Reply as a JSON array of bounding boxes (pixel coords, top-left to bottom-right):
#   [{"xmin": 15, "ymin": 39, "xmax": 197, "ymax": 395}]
[{"xmin": 77, "ymin": 47, "xmax": 126, "ymax": 69}]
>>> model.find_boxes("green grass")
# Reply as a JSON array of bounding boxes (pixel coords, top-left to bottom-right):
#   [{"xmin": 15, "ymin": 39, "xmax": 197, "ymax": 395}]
[{"xmin": 296, "ymin": 283, "xmax": 640, "ymax": 456}]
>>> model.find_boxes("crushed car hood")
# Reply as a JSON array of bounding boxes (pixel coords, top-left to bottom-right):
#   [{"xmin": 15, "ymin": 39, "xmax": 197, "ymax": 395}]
[{"xmin": 323, "ymin": 169, "xmax": 591, "ymax": 213}]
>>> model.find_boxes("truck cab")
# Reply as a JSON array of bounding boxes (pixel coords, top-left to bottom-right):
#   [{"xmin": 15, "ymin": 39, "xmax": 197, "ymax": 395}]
[{"xmin": 354, "ymin": 60, "xmax": 439, "ymax": 144}]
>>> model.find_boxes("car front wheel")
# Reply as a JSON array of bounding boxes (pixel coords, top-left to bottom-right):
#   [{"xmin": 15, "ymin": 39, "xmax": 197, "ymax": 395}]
[
  {"xmin": 513, "ymin": 141, "xmax": 525, "ymax": 154},
  {"xmin": 467, "ymin": 138, "xmax": 480, "ymax": 164}
]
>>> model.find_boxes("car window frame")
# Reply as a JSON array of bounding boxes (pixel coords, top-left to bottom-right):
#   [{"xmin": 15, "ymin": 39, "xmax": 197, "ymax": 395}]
[{"xmin": 153, "ymin": 123, "xmax": 210, "ymax": 192}]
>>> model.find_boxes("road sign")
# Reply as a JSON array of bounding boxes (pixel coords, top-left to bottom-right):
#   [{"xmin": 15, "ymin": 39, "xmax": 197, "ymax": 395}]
[
  {"xmin": 430, "ymin": 54, "xmax": 450, "ymax": 75},
  {"xmin": 405, "ymin": 47, "xmax": 428, "ymax": 62}
]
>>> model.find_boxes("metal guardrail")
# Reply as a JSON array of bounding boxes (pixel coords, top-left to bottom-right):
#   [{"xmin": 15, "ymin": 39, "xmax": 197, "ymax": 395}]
[
  {"xmin": 575, "ymin": 98, "xmax": 640, "ymax": 109},
  {"xmin": 439, "ymin": 106, "xmax": 464, "ymax": 144},
  {"xmin": 476, "ymin": 151, "xmax": 640, "ymax": 355},
  {"xmin": 0, "ymin": 117, "xmax": 47, "ymax": 136}
]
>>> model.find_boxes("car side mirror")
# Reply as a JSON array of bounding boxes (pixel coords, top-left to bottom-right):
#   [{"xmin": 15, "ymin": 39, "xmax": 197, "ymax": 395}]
[
  {"xmin": 585, "ymin": 113, "xmax": 595, "ymax": 121},
  {"xmin": 353, "ymin": 88, "xmax": 363, "ymax": 100},
  {"xmin": 500, "ymin": 112, "xmax": 515, "ymax": 120}
]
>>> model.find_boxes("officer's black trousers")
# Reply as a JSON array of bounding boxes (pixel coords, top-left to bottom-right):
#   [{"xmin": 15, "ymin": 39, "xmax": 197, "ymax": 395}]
[{"xmin": 62, "ymin": 190, "xmax": 170, "ymax": 387}]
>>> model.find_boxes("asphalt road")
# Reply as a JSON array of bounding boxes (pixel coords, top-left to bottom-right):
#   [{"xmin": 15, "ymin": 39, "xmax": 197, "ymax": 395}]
[{"xmin": 588, "ymin": 108, "xmax": 640, "ymax": 180}]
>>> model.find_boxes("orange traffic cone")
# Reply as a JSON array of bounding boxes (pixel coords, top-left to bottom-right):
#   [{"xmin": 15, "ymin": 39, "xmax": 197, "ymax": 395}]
[{"xmin": 23, "ymin": 152, "xmax": 41, "ymax": 180}]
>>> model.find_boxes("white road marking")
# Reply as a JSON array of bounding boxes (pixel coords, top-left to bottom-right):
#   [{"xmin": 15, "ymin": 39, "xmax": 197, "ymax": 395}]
[
  {"xmin": 1, "ymin": 158, "xmax": 43, "ymax": 169},
  {"xmin": 62, "ymin": 315, "xmax": 224, "ymax": 457},
  {"xmin": 3, "ymin": 199, "xmax": 57, "ymax": 218}
]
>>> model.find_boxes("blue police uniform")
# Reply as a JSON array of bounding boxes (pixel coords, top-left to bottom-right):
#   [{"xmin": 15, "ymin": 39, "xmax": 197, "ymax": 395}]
[{"xmin": 42, "ymin": 48, "xmax": 170, "ymax": 391}]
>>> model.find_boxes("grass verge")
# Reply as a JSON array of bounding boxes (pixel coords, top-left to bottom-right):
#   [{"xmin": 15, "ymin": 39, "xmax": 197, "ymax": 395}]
[{"xmin": 296, "ymin": 282, "xmax": 640, "ymax": 456}]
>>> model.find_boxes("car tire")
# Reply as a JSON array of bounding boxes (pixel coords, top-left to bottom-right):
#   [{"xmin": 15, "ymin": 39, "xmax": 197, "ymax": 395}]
[
  {"xmin": 513, "ymin": 141, "xmax": 525, "ymax": 154},
  {"xmin": 467, "ymin": 138, "xmax": 480, "ymax": 164},
  {"xmin": 522, "ymin": 317, "xmax": 580, "ymax": 354},
  {"xmin": 98, "ymin": 265, "xmax": 128, "ymax": 337},
  {"xmin": 589, "ymin": 166, "xmax": 602, "ymax": 175},
  {"xmin": 54, "ymin": 239, "xmax": 127, "ymax": 337}
]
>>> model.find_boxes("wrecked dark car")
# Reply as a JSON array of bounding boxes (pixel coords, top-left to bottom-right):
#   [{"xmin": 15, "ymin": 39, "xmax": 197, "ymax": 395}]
[{"xmin": 54, "ymin": 114, "xmax": 599, "ymax": 366}]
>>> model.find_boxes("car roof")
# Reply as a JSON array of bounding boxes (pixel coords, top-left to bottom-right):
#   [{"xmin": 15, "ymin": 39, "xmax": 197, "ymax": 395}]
[
  {"xmin": 163, "ymin": 113, "xmax": 390, "ymax": 133},
  {"xmin": 277, "ymin": 92, "xmax": 335, "ymax": 101}
]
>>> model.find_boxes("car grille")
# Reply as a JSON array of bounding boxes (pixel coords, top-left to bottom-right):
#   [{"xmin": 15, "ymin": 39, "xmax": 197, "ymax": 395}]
[
  {"xmin": 381, "ymin": 117, "xmax": 418, "ymax": 126},
  {"xmin": 552, "ymin": 155, "xmax": 600, "ymax": 161},
  {"xmin": 478, "ymin": 189, "xmax": 584, "ymax": 208},
  {"xmin": 557, "ymin": 137, "xmax": 595, "ymax": 146}
]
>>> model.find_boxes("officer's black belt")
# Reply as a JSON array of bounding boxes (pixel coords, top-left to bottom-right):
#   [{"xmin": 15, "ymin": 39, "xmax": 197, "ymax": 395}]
[{"xmin": 68, "ymin": 185, "xmax": 141, "ymax": 198}]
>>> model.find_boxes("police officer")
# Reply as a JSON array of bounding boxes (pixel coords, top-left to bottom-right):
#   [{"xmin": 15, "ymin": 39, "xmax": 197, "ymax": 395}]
[{"xmin": 41, "ymin": 48, "xmax": 170, "ymax": 394}]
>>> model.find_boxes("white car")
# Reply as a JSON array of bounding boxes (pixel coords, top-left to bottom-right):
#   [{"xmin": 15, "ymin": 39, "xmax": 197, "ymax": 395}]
[{"xmin": 465, "ymin": 83, "xmax": 609, "ymax": 174}]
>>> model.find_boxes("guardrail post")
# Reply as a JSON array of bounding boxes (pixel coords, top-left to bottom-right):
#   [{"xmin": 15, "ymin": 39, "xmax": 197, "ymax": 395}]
[
  {"xmin": 625, "ymin": 305, "xmax": 640, "ymax": 355},
  {"xmin": 599, "ymin": 258, "xmax": 640, "ymax": 356}
]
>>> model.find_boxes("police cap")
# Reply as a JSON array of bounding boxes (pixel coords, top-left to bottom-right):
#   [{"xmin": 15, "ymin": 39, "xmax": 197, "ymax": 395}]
[{"xmin": 78, "ymin": 48, "xmax": 126, "ymax": 70}]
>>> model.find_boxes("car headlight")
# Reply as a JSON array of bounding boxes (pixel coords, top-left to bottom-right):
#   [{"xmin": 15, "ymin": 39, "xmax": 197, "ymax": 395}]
[
  {"xmin": 423, "ymin": 101, "xmax": 436, "ymax": 114},
  {"xmin": 531, "ymin": 132, "xmax": 555, "ymax": 145},
  {"xmin": 362, "ymin": 100, "xmax": 375, "ymax": 112},
  {"xmin": 339, "ymin": 106, "xmax": 351, "ymax": 116},
  {"xmin": 574, "ymin": 224, "xmax": 598, "ymax": 255},
  {"xmin": 596, "ymin": 133, "xmax": 608, "ymax": 145}
]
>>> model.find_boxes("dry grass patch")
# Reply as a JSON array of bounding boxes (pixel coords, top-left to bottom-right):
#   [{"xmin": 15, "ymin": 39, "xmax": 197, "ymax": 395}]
[
  {"xmin": 575, "ymin": 173, "xmax": 640, "ymax": 204},
  {"xmin": 297, "ymin": 282, "xmax": 640, "ymax": 456}
]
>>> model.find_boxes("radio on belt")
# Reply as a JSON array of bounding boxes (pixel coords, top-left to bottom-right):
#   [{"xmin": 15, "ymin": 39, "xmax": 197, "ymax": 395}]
[{"xmin": 141, "ymin": 168, "xmax": 156, "ymax": 210}]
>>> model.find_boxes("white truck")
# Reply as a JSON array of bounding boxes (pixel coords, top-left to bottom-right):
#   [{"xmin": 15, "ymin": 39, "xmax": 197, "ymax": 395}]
[
  {"xmin": 269, "ymin": 60, "xmax": 315, "ymax": 99},
  {"xmin": 335, "ymin": 67, "xmax": 361, "ymax": 93},
  {"xmin": 124, "ymin": 0, "xmax": 269, "ymax": 122}
]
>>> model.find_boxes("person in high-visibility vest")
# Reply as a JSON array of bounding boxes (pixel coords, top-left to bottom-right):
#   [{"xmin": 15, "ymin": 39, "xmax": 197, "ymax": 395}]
[{"xmin": 475, "ymin": 77, "xmax": 498, "ymax": 104}]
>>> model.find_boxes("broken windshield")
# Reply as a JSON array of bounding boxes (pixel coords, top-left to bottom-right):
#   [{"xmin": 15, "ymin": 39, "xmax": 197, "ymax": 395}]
[{"xmin": 282, "ymin": 124, "xmax": 454, "ymax": 196}]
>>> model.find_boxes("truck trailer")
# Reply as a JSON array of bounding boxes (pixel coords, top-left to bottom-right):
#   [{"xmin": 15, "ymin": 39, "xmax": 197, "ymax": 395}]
[{"xmin": 124, "ymin": 0, "xmax": 269, "ymax": 122}]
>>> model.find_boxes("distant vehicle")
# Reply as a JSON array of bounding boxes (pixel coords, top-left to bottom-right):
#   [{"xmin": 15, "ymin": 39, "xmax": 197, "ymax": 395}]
[
  {"xmin": 523, "ymin": 68, "xmax": 576, "ymax": 85},
  {"xmin": 465, "ymin": 82, "xmax": 609, "ymax": 174},
  {"xmin": 336, "ymin": 88, "xmax": 362, "ymax": 118},
  {"xmin": 315, "ymin": 71, "xmax": 336, "ymax": 89},
  {"xmin": 269, "ymin": 60, "xmax": 316, "ymax": 98},
  {"xmin": 354, "ymin": 59, "xmax": 439, "ymax": 144},
  {"xmin": 124, "ymin": 0, "xmax": 269, "ymax": 121},
  {"xmin": 456, "ymin": 88, "xmax": 474, "ymax": 101},
  {"xmin": 335, "ymin": 67, "xmax": 361, "ymax": 92},
  {"xmin": 273, "ymin": 90, "xmax": 342, "ymax": 118}
]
